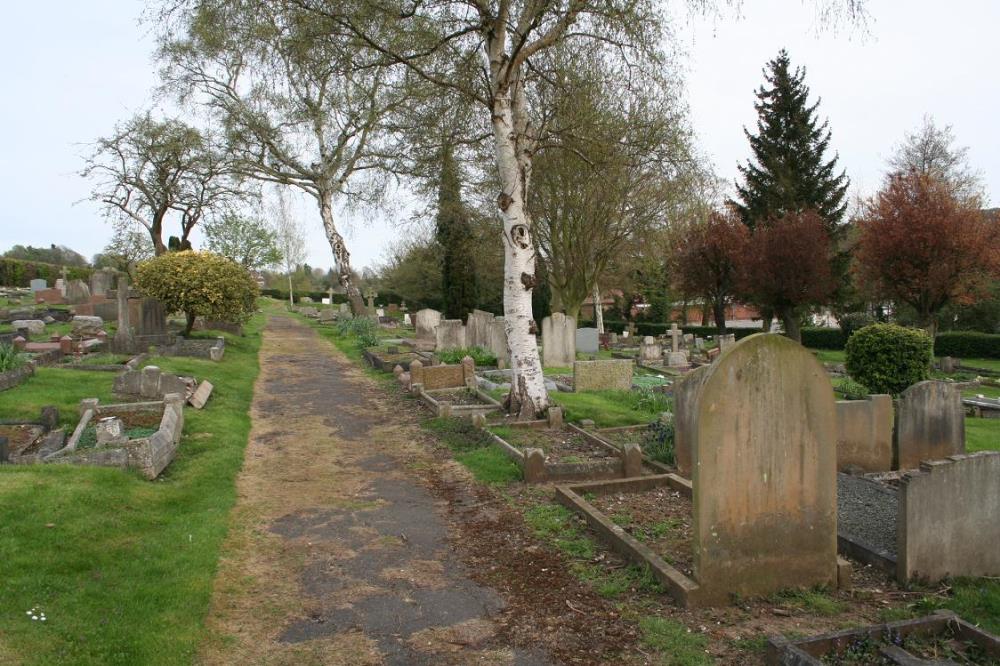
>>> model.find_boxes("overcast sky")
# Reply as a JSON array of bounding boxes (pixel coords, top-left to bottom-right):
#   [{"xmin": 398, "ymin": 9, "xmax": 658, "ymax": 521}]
[{"xmin": 1, "ymin": 1, "xmax": 997, "ymax": 273}]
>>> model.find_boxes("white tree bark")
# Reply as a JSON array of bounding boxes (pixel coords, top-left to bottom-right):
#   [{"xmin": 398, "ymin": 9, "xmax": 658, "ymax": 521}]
[
  {"xmin": 593, "ymin": 282, "xmax": 604, "ymax": 334},
  {"xmin": 492, "ymin": 83, "xmax": 549, "ymax": 419},
  {"xmin": 318, "ymin": 192, "xmax": 366, "ymax": 315},
  {"xmin": 288, "ymin": 273, "xmax": 294, "ymax": 309}
]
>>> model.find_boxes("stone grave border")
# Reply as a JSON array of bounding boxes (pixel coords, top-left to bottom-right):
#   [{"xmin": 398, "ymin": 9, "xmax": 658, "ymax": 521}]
[
  {"xmin": 57, "ymin": 352, "xmax": 147, "ymax": 373},
  {"xmin": 363, "ymin": 348, "xmax": 431, "ymax": 373},
  {"xmin": 415, "ymin": 385, "xmax": 504, "ymax": 418},
  {"xmin": 589, "ymin": 423, "xmax": 675, "ymax": 475},
  {"xmin": 47, "ymin": 394, "xmax": 185, "ymax": 480},
  {"xmin": 0, "ymin": 362, "xmax": 35, "ymax": 393},
  {"xmin": 555, "ymin": 473, "xmax": 701, "ymax": 606},
  {"xmin": 765, "ymin": 610, "xmax": 1000, "ymax": 665},
  {"xmin": 486, "ymin": 419, "xmax": 642, "ymax": 484}
]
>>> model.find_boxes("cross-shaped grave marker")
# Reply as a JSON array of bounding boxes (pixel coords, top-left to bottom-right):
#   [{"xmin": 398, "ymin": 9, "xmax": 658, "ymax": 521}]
[
  {"xmin": 669, "ymin": 323, "xmax": 682, "ymax": 353},
  {"xmin": 363, "ymin": 288, "xmax": 378, "ymax": 314}
]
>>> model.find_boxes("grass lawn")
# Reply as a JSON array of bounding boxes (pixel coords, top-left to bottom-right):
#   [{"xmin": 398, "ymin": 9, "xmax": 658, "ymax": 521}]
[
  {"xmin": 0, "ymin": 315, "xmax": 264, "ymax": 664},
  {"xmin": 966, "ymin": 418, "xmax": 1000, "ymax": 453},
  {"xmin": 551, "ymin": 389, "xmax": 669, "ymax": 427},
  {"xmin": 810, "ymin": 349, "xmax": 846, "ymax": 364}
]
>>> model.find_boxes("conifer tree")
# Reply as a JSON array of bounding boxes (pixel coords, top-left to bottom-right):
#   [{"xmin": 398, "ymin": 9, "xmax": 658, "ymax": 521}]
[
  {"xmin": 435, "ymin": 146, "xmax": 478, "ymax": 321},
  {"xmin": 732, "ymin": 50, "xmax": 849, "ymax": 230}
]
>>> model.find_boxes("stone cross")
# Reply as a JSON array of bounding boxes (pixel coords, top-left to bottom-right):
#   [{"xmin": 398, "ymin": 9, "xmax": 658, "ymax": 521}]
[
  {"xmin": 364, "ymin": 289, "xmax": 378, "ymax": 313},
  {"xmin": 669, "ymin": 323, "xmax": 682, "ymax": 353},
  {"xmin": 327, "ymin": 287, "xmax": 334, "ymax": 305}
]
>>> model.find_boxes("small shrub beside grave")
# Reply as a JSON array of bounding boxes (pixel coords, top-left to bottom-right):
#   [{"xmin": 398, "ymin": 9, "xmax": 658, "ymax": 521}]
[
  {"xmin": 845, "ymin": 323, "xmax": 933, "ymax": 395},
  {"xmin": 437, "ymin": 346, "xmax": 497, "ymax": 366}
]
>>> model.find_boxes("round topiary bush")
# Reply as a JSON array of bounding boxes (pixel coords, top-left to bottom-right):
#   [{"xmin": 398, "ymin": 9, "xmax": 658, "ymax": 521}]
[
  {"xmin": 135, "ymin": 251, "xmax": 259, "ymax": 335},
  {"xmin": 844, "ymin": 323, "xmax": 933, "ymax": 395}
]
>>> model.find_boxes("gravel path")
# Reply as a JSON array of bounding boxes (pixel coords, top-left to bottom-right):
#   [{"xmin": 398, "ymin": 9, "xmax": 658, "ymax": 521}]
[{"xmin": 837, "ymin": 474, "xmax": 899, "ymax": 558}]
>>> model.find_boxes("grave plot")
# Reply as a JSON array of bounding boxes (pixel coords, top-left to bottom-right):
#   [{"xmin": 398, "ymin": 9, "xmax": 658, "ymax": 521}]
[
  {"xmin": 362, "ymin": 343, "xmax": 428, "ymax": 372},
  {"xmin": 47, "ymin": 394, "xmax": 185, "ymax": 479},
  {"xmin": 487, "ymin": 420, "xmax": 642, "ymax": 483},
  {"xmin": 417, "ymin": 386, "xmax": 504, "ymax": 418},
  {"xmin": 561, "ymin": 334, "xmax": 846, "ymax": 607},
  {"xmin": 591, "ymin": 422, "xmax": 676, "ymax": 472},
  {"xmin": 0, "ymin": 406, "xmax": 63, "ymax": 463},
  {"xmin": 766, "ymin": 610, "xmax": 1000, "ymax": 665},
  {"xmin": 57, "ymin": 352, "xmax": 137, "ymax": 371},
  {"xmin": 837, "ymin": 452, "xmax": 1000, "ymax": 584}
]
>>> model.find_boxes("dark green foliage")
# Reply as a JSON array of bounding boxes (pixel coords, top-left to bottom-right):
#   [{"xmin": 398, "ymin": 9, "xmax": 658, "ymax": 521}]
[
  {"xmin": 436, "ymin": 346, "xmax": 498, "ymax": 367},
  {"xmin": 0, "ymin": 343, "xmax": 26, "ymax": 372},
  {"xmin": 732, "ymin": 49, "xmax": 849, "ymax": 230},
  {"xmin": 646, "ymin": 420, "xmax": 675, "ymax": 465},
  {"xmin": 845, "ymin": 323, "xmax": 933, "ymax": 395},
  {"xmin": 0, "ymin": 258, "xmax": 92, "ymax": 288},
  {"xmin": 800, "ymin": 327, "xmax": 846, "ymax": 350},
  {"xmin": 934, "ymin": 331, "xmax": 1000, "ymax": 359},
  {"xmin": 334, "ymin": 317, "xmax": 379, "ymax": 349},
  {"xmin": 4, "ymin": 244, "xmax": 89, "ymax": 267},
  {"xmin": 435, "ymin": 146, "xmax": 478, "ymax": 320},
  {"xmin": 838, "ymin": 312, "xmax": 876, "ymax": 340}
]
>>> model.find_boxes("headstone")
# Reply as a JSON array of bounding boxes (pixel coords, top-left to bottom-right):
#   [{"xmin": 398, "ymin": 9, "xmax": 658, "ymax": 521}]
[
  {"xmin": 414, "ymin": 308, "xmax": 442, "ymax": 342},
  {"xmin": 299, "ymin": 296, "xmax": 313, "ymax": 303},
  {"xmin": 339, "ymin": 302, "xmax": 350, "ymax": 314},
  {"xmin": 131, "ymin": 298, "xmax": 168, "ymax": 337},
  {"xmin": 669, "ymin": 323, "xmax": 682, "ymax": 353},
  {"xmin": 836, "ymin": 395, "xmax": 894, "ymax": 473},
  {"xmin": 141, "ymin": 366, "xmax": 162, "ymax": 399},
  {"xmin": 113, "ymin": 272, "xmax": 134, "ymax": 352},
  {"xmin": 487, "ymin": 316, "xmax": 509, "ymax": 364},
  {"xmin": 689, "ymin": 334, "xmax": 838, "ymax": 603},
  {"xmin": 683, "ymin": 333, "xmax": 694, "ymax": 347},
  {"xmin": 673, "ymin": 364, "xmax": 711, "ymax": 477},
  {"xmin": 364, "ymin": 289, "xmax": 378, "ymax": 314},
  {"xmin": 96, "ymin": 416, "xmax": 127, "ymax": 447},
  {"xmin": 11, "ymin": 320, "xmax": 44, "ymax": 336},
  {"xmin": 466, "ymin": 310, "xmax": 494, "ymax": 349},
  {"xmin": 573, "ymin": 360, "xmax": 633, "ymax": 392},
  {"xmin": 695, "ymin": 337, "xmax": 705, "ymax": 350},
  {"xmin": 188, "ymin": 381, "xmax": 214, "ymax": 410},
  {"xmin": 575, "ymin": 327, "xmax": 599, "ymax": 355},
  {"xmin": 403, "ymin": 313, "xmax": 412, "ymax": 326},
  {"xmin": 29, "ymin": 279, "xmax": 47, "ymax": 292},
  {"xmin": 717, "ymin": 333, "xmax": 736, "ymax": 352},
  {"xmin": 376, "ymin": 307, "xmax": 385, "ymax": 318},
  {"xmin": 665, "ymin": 351, "xmax": 688, "ymax": 367},
  {"xmin": 90, "ymin": 269, "xmax": 114, "ymax": 297},
  {"xmin": 895, "ymin": 381, "xmax": 965, "ymax": 470},
  {"xmin": 435, "ymin": 319, "xmax": 466, "ymax": 351},
  {"xmin": 541, "ymin": 313, "xmax": 575, "ymax": 367},
  {"xmin": 72, "ymin": 315, "xmax": 104, "ymax": 337},
  {"xmin": 609, "ymin": 332, "xmax": 619, "ymax": 345},
  {"xmin": 638, "ymin": 336, "xmax": 661, "ymax": 363},
  {"xmin": 64, "ymin": 279, "xmax": 91, "ymax": 304},
  {"xmin": 939, "ymin": 357, "xmax": 960, "ymax": 374}
]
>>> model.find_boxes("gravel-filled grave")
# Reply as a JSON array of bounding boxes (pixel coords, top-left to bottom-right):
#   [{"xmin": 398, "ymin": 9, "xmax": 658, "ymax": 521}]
[
  {"xmin": 589, "ymin": 486, "xmax": 694, "ymax": 576},
  {"xmin": 494, "ymin": 426, "xmax": 617, "ymax": 464},
  {"xmin": 837, "ymin": 474, "xmax": 898, "ymax": 559}
]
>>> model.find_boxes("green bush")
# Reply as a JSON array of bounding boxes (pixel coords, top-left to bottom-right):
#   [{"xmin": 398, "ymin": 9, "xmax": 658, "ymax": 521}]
[
  {"xmin": 135, "ymin": 251, "xmax": 259, "ymax": 335},
  {"xmin": 800, "ymin": 327, "xmax": 846, "ymax": 350},
  {"xmin": 334, "ymin": 316, "xmax": 379, "ymax": 348},
  {"xmin": 845, "ymin": 323, "xmax": 933, "ymax": 395},
  {"xmin": 0, "ymin": 258, "xmax": 92, "ymax": 288},
  {"xmin": 0, "ymin": 343, "xmax": 27, "ymax": 372},
  {"xmin": 934, "ymin": 331, "xmax": 1000, "ymax": 359},
  {"xmin": 437, "ymin": 346, "xmax": 497, "ymax": 367},
  {"xmin": 645, "ymin": 419, "xmax": 675, "ymax": 465}
]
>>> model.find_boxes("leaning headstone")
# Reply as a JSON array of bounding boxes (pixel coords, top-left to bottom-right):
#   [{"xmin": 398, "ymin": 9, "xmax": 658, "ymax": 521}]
[
  {"xmin": 541, "ymin": 313, "xmax": 576, "ymax": 367},
  {"xmin": 575, "ymin": 327, "xmax": 599, "ymax": 355},
  {"xmin": 29, "ymin": 279, "xmax": 47, "ymax": 292},
  {"xmin": 690, "ymin": 334, "xmax": 838, "ymax": 603},
  {"xmin": 188, "ymin": 381, "xmax": 214, "ymax": 410},
  {"xmin": 96, "ymin": 416, "xmax": 127, "ymax": 447},
  {"xmin": 435, "ymin": 319, "xmax": 466, "ymax": 351},
  {"xmin": 414, "ymin": 308, "xmax": 442, "ymax": 342},
  {"xmin": 895, "ymin": 381, "xmax": 965, "ymax": 470},
  {"xmin": 64, "ymin": 280, "xmax": 91, "ymax": 304}
]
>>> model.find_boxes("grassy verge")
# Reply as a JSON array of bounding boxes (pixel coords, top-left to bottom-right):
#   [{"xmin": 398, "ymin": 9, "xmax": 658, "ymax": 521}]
[
  {"xmin": 965, "ymin": 418, "xmax": 1000, "ymax": 452},
  {"xmin": 0, "ymin": 316, "xmax": 264, "ymax": 664},
  {"xmin": 421, "ymin": 417, "xmax": 520, "ymax": 484},
  {"xmin": 551, "ymin": 389, "xmax": 670, "ymax": 427}
]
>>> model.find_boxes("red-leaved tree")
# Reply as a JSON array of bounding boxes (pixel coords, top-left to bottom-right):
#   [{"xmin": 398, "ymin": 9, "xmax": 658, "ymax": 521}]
[
  {"xmin": 854, "ymin": 171, "xmax": 1000, "ymax": 335},
  {"xmin": 673, "ymin": 209, "xmax": 750, "ymax": 334},
  {"xmin": 739, "ymin": 210, "xmax": 836, "ymax": 342}
]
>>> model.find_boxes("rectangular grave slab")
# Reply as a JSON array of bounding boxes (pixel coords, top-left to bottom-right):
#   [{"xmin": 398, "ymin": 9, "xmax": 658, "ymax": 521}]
[
  {"xmin": 573, "ymin": 359, "xmax": 633, "ymax": 392},
  {"xmin": 542, "ymin": 313, "xmax": 575, "ymax": 367},
  {"xmin": 575, "ymin": 327, "xmax": 599, "ymax": 354},
  {"xmin": 188, "ymin": 381, "xmax": 214, "ymax": 409},
  {"xmin": 894, "ymin": 381, "xmax": 965, "ymax": 470},
  {"xmin": 836, "ymin": 395, "xmax": 894, "ymax": 473}
]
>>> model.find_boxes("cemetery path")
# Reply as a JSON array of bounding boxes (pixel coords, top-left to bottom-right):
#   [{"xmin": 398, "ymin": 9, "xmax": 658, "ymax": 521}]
[{"xmin": 197, "ymin": 315, "xmax": 554, "ymax": 665}]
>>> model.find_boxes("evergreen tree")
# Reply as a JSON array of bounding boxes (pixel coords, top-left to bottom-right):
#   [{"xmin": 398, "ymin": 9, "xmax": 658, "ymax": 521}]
[
  {"xmin": 732, "ymin": 50, "xmax": 849, "ymax": 231},
  {"xmin": 435, "ymin": 145, "xmax": 478, "ymax": 321}
]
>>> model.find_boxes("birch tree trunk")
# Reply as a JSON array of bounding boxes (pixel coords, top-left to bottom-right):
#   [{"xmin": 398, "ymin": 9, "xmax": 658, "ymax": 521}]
[
  {"xmin": 288, "ymin": 273, "xmax": 294, "ymax": 309},
  {"xmin": 593, "ymin": 282, "xmax": 604, "ymax": 334},
  {"xmin": 492, "ymin": 83, "xmax": 549, "ymax": 419},
  {"xmin": 318, "ymin": 192, "xmax": 366, "ymax": 316}
]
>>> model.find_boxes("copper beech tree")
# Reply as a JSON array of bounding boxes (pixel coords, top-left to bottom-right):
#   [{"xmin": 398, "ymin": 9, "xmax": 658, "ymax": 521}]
[
  {"xmin": 738, "ymin": 210, "xmax": 836, "ymax": 342},
  {"xmin": 854, "ymin": 171, "xmax": 1000, "ymax": 335},
  {"xmin": 672, "ymin": 209, "xmax": 749, "ymax": 334}
]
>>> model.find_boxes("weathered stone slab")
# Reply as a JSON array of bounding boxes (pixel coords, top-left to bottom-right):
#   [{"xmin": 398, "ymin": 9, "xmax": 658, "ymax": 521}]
[
  {"xmin": 29, "ymin": 279, "xmax": 47, "ymax": 292},
  {"xmin": 691, "ymin": 333, "xmax": 838, "ymax": 603},
  {"xmin": 639, "ymin": 336, "xmax": 661, "ymax": 362},
  {"xmin": 573, "ymin": 360, "xmax": 633, "ymax": 392},
  {"xmin": 33, "ymin": 288, "xmax": 64, "ymax": 305},
  {"xmin": 895, "ymin": 381, "xmax": 965, "ymax": 470},
  {"xmin": 90, "ymin": 270, "xmax": 114, "ymax": 297},
  {"xmin": 72, "ymin": 315, "xmax": 104, "ymax": 336},
  {"xmin": 188, "ymin": 381, "xmax": 213, "ymax": 409},
  {"xmin": 898, "ymin": 452, "xmax": 1000, "ymax": 583},
  {"xmin": 576, "ymin": 327, "xmax": 599, "ymax": 354},
  {"xmin": 414, "ymin": 308, "xmax": 441, "ymax": 343},
  {"xmin": 836, "ymin": 395, "xmax": 893, "ymax": 473},
  {"xmin": 435, "ymin": 319, "xmax": 466, "ymax": 351},
  {"xmin": 64, "ymin": 279, "xmax": 91, "ymax": 304},
  {"xmin": 11, "ymin": 319, "xmax": 44, "ymax": 336},
  {"xmin": 409, "ymin": 359, "xmax": 474, "ymax": 391},
  {"xmin": 672, "ymin": 364, "xmax": 710, "ymax": 478},
  {"xmin": 542, "ymin": 313, "xmax": 575, "ymax": 367},
  {"xmin": 488, "ymin": 316, "xmax": 509, "ymax": 365},
  {"xmin": 466, "ymin": 309, "xmax": 494, "ymax": 349}
]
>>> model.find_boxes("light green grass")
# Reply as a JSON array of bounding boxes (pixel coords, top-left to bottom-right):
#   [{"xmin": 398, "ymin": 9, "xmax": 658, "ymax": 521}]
[
  {"xmin": 639, "ymin": 616, "xmax": 711, "ymax": 666},
  {"xmin": 810, "ymin": 349, "xmax": 846, "ymax": 364},
  {"xmin": 965, "ymin": 418, "xmax": 1000, "ymax": 452},
  {"xmin": 550, "ymin": 389, "xmax": 670, "ymax": 427},
  {"xmin": 0, "ymin": 315, "xmax": 264, "ymax": 664},
  {"xmin": 964, "ymin": 385, "xmax": 1000, "ymax": 399},
  {"xmin": 421, "ymin": 417, "xmax": 521, "ymax": 484}
]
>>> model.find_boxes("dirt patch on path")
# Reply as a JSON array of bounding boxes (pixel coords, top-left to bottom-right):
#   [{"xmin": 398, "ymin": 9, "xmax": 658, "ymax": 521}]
[{"xmin": 197, "ymin": 316, "xmax": 548, "ymax": 665}]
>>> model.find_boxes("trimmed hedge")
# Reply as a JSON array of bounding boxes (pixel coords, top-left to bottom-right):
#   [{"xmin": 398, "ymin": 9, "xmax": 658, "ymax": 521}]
[
  {"xmin": 845, "ymin": 323, "xmax": 933, "ymax": 395},
  {"xmin": 800, "ymin": 327, "xmax": 846, "ymax": 350},
  {"xmin": 0, "ymin": 258, "xmax": 92, "ymax": 288},
  {"xmin": 934, "ymin": 331, "xmax": 1000, "ymax": 359}
]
